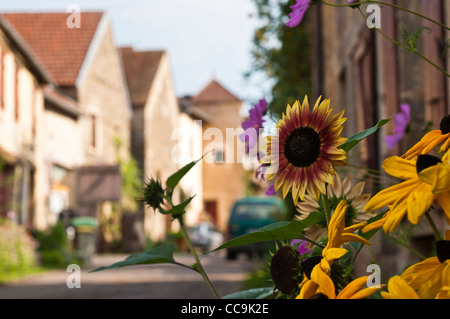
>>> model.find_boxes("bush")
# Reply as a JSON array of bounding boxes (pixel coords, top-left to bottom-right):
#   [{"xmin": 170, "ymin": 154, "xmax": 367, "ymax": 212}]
[
  {"xmin": 0, "ymin": 219, "xmax": 39, "ymax": 282},
  {"xmin": 33, "ymin": 221, "xmax": 80, "ymax": 268}
]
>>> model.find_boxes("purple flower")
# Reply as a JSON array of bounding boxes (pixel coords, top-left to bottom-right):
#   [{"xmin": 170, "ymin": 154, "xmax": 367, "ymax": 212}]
[
  {"xmin": 348, "ymin": 0, "xmax": 355, "ymax": 3},
  {"xmin": 290, "ymin": 239, "xmax": 313, "ymax": 255},
  {"xmin": 265, "ymin": 184, "xmax": 276, "ymax": 196},
  {"xmin": 285, "ymin": 0, "xmax": 311, "ymax": 28},
  {"xmin": 240, "ymin": 99, "xmax": 267, "ymax": 151},
  {"xmin": 385, "ymin": 104, "xmax": 410, "ymax": 149}
]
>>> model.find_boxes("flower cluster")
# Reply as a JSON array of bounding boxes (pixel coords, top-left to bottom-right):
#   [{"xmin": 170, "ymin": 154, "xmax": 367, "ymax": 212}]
[{"xmin": 242, "ymin": 94, "xmax": 450, "ymax": 299}]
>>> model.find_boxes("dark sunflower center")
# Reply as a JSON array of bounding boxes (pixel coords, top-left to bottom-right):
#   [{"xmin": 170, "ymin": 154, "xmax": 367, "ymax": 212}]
[
  {"xmin": 416, "ymin": 155, "xmax": 442, "ymax": 174},
  {"xmin": 270, "ymin": 246, "xmax": 299, "ymax": 294},
  {"xmin": 440, "ymin": 114, "xmax": 450, "ymax": 134},
  {"xmin": 436, "ymin": 240, "xmax": 450, "ymax": 263},
  {"xmin": 284, "ymin": 127, "xmax": 321, "ymax": 167}
]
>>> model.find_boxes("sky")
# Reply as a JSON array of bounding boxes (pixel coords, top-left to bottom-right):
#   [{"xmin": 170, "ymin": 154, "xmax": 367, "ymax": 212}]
[{"xmin": 0, "ymin": 0, "xmax": 265, "ymax": 107}]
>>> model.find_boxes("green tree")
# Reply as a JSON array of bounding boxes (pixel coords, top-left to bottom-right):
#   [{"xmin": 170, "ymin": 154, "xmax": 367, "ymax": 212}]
[{"xmin": 246, "ymin": 0, "xmax": 313, "ymax": 118}]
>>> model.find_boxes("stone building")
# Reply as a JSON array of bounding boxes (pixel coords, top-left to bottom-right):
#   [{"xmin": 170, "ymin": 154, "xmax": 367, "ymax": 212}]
[
  {"xmin": 119, "ymin": 46, "xmax": 180, "ymax": 242},
  {"xmin": 305, "ymin": 0, "xmax": 450, "ymax": 279},
  {"xmin": 190, "ymin": 79, "xmax": 246, "ymax": 233},
  {"xmin": 1, "ymin": 12, "xmax": 131, "ymax": 236},
  {"xmin": 0, "ymin": 15, "xmax": 48, "ymax": 229}
]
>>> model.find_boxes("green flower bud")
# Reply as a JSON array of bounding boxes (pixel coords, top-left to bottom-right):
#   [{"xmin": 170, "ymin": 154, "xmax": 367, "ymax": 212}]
[{"xmin": 143, "ymin": 178, "xmax": 165, "ymax": 210}]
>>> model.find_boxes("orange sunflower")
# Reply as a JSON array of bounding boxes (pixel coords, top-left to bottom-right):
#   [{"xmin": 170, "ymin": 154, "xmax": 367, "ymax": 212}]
[{"xmin": 261, "ymin": 95, "xmax": 347, "ymax": 205}]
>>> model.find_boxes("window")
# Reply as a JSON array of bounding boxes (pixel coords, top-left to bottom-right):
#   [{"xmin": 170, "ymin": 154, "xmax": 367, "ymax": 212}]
[
  {"xmin": 14, "ymin": 62, "xmax": 19, "ymax": 121},
  {"xmin": 91, "ymin": 114, "xmax": 96, "ymax": 149}
]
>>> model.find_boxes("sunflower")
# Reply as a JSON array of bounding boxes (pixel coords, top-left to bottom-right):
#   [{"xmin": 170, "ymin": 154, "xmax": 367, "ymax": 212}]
[
  {"xmin": 399, "ymin": 230, "xmax": 450, "ymax": 299},
  {"xmin": 363, "ymin": 152, "xmax": 450, "ymax": 234},
  {"xmin": 296, "ymin": 200, "xmax": 371, "ymax": 299},
  {"xmin": 261, "ymin": 95, "xmax": 347, "ymax": 205},
  {"xmin": 296, "ymin": 174, "xmax": 375, "ymax": 246},
  {"xmin": 402, "ymin": 114, "xmax": 450, "ymax": 160}
]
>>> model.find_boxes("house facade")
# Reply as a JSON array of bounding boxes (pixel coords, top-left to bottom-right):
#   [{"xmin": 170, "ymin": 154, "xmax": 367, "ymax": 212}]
[
  {"xmin": 120, "ymin": 47, "xmax": 180, "ymax": 242},
  {"xmin": 0, "ymin": 12, "xmax": 131, "ymax": 241},
  {"xmin": 305, "ymin": 0, "xmax": 450, "ymax": 279},
  {"xmin": 190, "ymin": 79, "xmax": 246, "ymax": 233}
]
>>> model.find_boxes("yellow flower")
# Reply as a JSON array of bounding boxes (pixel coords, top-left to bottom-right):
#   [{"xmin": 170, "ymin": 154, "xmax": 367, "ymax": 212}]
[
  {"xmin": 400, "ymin": 230, "xmax": 450, "ymax": 299},
  {"xmin": 381, "ymin": 276, "xmax": 421, "ymax": 299},
  {"xmin": 436, "ymin": 262, "xmax": 450, "ymax": 299},
  {"xmin": 296, "ymin": 174, "xmax": 375, "ymax": 246},
  {"xmin": 363, "ymin": 153, "xmax": 450, "ymax": 233},
  {"xmin": 402, "ymin": 114, "xmax": 450, "ymax": 160},
  {"xmin": 297, "ymin": 200, "xmax": 371, "ymax": 299},
  {"xmin": 298, "ymin": 274, "xmax": 381, "ymax": 299},
  {"xmin": 261, "ymin": 95, "xmax": 347, "ymax": 205}
]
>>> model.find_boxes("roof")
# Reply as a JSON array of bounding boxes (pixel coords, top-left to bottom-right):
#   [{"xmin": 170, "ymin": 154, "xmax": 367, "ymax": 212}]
[
  {"xmin": 1, "ymin": 12, "xmax": 104, "ymax": 87},
  {"xmin": 191, "ymin": 79, "xmax": 240, "ymax": 105},
  {"xmin": 0, "ymin": 15, "xmax": 52, "ymax": 83},
  {"xmin": 119, "ymin": 46, "xmax": 164, "ymax": 106}
]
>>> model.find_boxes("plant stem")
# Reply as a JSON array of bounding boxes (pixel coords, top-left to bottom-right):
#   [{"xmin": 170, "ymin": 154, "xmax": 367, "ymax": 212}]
[
  {"xmin": 322, "ymin": 190, "xmax": 331, "ymax": 227},
  {"xmin": 367, "ymin": 0, "xmax": 450, "ymax": 31},
  {"xmin": 178, "ymin": 215, "xmax": 221, "ymax": 299},
  {"xmin": 354, "ymin": 7, "xmax": 450, "ymax": 77},
  {"xmin": 424, "ymin": 211, "xmax": 443, "ymax": 241},
  {"xmin": 297, "ymin": 234, "xmax": 325, "ymax": 249}
]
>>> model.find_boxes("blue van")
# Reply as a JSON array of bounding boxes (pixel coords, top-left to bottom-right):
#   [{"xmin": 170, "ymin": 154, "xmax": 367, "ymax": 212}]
[{"xmin": 226, "ymin": 196, "xmax": 287, "ymax": 260}]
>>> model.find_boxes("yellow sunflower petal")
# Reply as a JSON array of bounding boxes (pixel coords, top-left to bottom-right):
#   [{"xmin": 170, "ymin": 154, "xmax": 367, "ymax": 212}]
[
  {"xmin": 382, "ymin": 276, "xmax": 420, "ymax": 299},
  {"xmin": 418, "ymin": 162, "xmax": 450, "ymax": 194},
  {"xmin": 323, "ymin": 247, "xmax": 348, "ymax": 262},
  {"xmin": 401, "ymin": 257, "xmax": 443, "ymax": 299},
  {"xmin": 402, "ymin": 130, "xmax": 447, "ymax": 160},
  {"xmin": 382, "ymin": 199, "xmax": 407, "ymax": 233},
  {"xmin": 406, "ymin": 184, "xmax": 434, "ymax": 225},
  {"xmin": 311, "ymin": 265, "xmax": 336, "ymax": 299},
  {"xmin": 336, "ymin": 276, "xmax": 368, "ymax": 299},
  {"xmin": 297, "ymin": 279, "xmax": 317, "ymax": 299},
  {"xmin": 382, "ymin": 156, "xmax": 417, "ymax": 180}
]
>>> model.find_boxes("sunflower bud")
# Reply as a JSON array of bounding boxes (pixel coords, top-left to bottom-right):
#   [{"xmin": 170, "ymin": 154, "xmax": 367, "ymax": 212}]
[
  {"xmin": 143, "ymin": 178, "xmax": 165, "ymax": 211},
  {"xmin": 270, "ymin": 245, "xmax": 300, "ymax": 294}
]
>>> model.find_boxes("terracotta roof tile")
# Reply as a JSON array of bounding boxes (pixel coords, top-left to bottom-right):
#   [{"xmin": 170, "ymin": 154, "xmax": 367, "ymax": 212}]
[
  {"xmin": 119, "ymin": 47, "xmax": 164, "ymax": 106},
  {"xmin": 192, "ymin": 79, "xmax": 240, "ymax": 105},
  {"xmin": 1, "ymin": 12, "xmax": 103, "ymax": 87}
]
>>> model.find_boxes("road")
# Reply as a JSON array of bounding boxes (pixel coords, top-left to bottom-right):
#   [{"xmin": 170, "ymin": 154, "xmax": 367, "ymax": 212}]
[{"xmin": 0, "ymin": 251, "xmax": 261, "ymax": 299}]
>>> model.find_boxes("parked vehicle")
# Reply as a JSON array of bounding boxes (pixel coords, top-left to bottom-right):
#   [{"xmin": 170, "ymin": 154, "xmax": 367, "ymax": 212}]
[
  {"xmin": 226, "ymin": 196, "xmax": 287, "ymax": 260},
  {"xmin": 188, "ymin": 222, "xmax": 224, "ymax": 252}
]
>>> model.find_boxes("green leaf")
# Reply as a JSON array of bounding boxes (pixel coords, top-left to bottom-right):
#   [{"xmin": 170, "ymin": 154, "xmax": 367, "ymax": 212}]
[
  {"xmin": 339, "ymin": 118, "xmax": 391, "ymax": 153},
  {"xmin": 210, "ymin": 212, "xmax": 322, "ymax": 252},
  {"xmin": 90, "ymin": 243, "xmax": 177, "ymax": 272},
  {"xmin": 221, "ymin": 287, "xmax": 274, "ymax": 299},
  {"xmin": 162, "ymin": 195, "xmax": 195, "ymax": 216},
  {"xmin": 166, "ymin": 156, "xmax": 203, "ymax": 190}
]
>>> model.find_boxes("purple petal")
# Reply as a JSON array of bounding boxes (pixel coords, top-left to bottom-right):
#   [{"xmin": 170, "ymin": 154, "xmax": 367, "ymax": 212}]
[
  {"xmin": 265, "ymin": 184, "xmax": 276, "ymax": 196},
  {"xmin": 385, "ymin": 132, "xmax": 404, "ymax": 149},
  {"xmin": 285, "ymin": 0, "xmax": 311, "ymax": 28}
]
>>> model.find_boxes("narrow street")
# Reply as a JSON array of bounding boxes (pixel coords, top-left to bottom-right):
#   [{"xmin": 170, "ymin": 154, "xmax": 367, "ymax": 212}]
[{"xmin": 0, "ymin": 252, "xmax": 262, "ymax": 299}]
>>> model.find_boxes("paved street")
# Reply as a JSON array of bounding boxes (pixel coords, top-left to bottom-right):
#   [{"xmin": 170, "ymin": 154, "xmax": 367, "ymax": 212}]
[{"xmin": 0, "ymin": 251, "xmax": 261, "ymax": 299}]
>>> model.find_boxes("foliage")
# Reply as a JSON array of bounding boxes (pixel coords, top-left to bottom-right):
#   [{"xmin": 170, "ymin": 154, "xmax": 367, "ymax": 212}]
[
  {"xmin": 0, "ymin": 219, "xmax": 40, "ymax": 282},
  {"xmin": 33, "ymin": 221, "xmax": 80, "ymax": 268},
  {"xmin": 114, "ymin": 136, "xmax": 143, "ymax": 212},
  {"xmin": 246, "ymin": 0, "xmax": 312, "ymax": 118}
]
